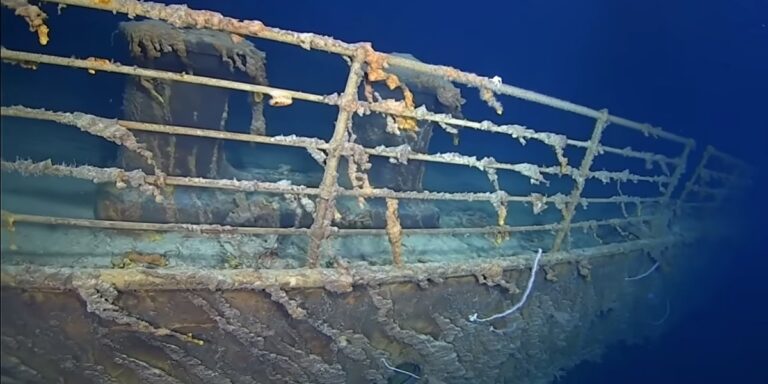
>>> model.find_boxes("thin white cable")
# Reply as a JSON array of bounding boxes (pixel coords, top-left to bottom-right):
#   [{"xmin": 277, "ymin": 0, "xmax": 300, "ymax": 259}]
[
  {"xmin": 469, "ymin": 248, "xmax": 543, "ymax": 323},
  {"xmin": 382, "ymin": 359, "xmax": 421, "ymax": 380},
  {"xmin": 625, "ymin": 261, "xmax": 660, "ymax": 281}
]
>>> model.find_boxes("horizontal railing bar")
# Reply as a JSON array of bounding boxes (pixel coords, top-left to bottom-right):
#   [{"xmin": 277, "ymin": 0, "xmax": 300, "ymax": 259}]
[
  {"xmin": 599, "ymin": 145, "xmax": 680, "ymax": 165},
  {"xmin": 0, "ymin": 237, "xmax": 681, "ymax": 291},
  {"xmin": 1, "ymin": 49, "xmax": 679, "ymax": 166},
  {"xmin": 0, "ymin": 211, "xmax": 661, "ymax": 237},
  {"xmin": 0, "ymin": 105, "xmax": 330, "ymax": 149},
  {"xmin": 582, "ymin": 196, "xmax": 664, "ymax": 204},
  {"xmin": 0, "ymin": 49, "xmax": 584, "ymax": 161},
  {"xmin": 334, "ymin": 215, "xmax": 662, "ymax": 236},
  {"xmin": 45, "ymin": 0, "xmax": 364, "ymax": 57},
  {"xmin": 385, "ymin": 56, "xmax": 694, "ymax": 145},
  {"xmin": 1, "ymin": 159, "xmax": 664, "ymax": 206},
  {"xmin": 0, "ymin": 158, "xmax": 322, "ymax": 195},
  {"xmin": 343, "ymin": 190, "xmax": 664, "ymax": 204},
  {"xmin": 364, "ymin": 101, "xmax": 682, "ymax": 165},
  {"xmin": 44, "ymin": 0, "xmax": 694, "ymax": 146},
  {"xmin": 0, "ymin": 47, "xmax": 332, "ymax": 105},
  {"xmin": 1, "ymin": 106, "xmax": 673, "ymax": 184},
  {"xmin": 0, "ymin": 211, "xmax": 310, "ymax": 235}
]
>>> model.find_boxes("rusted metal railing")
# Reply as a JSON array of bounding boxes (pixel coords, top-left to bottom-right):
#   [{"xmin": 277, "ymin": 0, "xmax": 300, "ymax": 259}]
[
  {"xmin": 0, "ymin": 0, "xmax": 750, "ymax": 272},
  {"xmin": 550, "ymin": 110, "xmax": 610, "ymax": 252},
  {"xmin": 306, "ymin": 48, "xmax": 367, "ymax": 267},
  {"xmin": 677, "ymin": 145, "xmax": 754, "ymax": 210},
  {"xmin": 1, "ymin": 3, "xmax": 758, "ymax": 383}
]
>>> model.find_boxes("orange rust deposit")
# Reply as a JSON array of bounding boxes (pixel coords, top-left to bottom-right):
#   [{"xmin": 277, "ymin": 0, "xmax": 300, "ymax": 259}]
[
  {"xmin": 36, "ymin": 24, "xmax": 49, "ymax": 45},
  {"xmin": 229, "ymin": 33, "xmax": 244, "ymax": 44},
  {"xmin": 396, "ymin": 87, "xmax": 418, "ymax": 131},
  {"xmin": 384, "ymin": 73, "xmax": 400, "ymax": 90},
  {"xmin": 480, "ymin": 87, "xmax": 504, "ymax": 115},
  {"xmin": 85, "ymin": 57, "xmax": 111, "ymax": 74},
  {"xmin": 115, "ymin": 251, "xmax": 169, "ymax": 268},
  {"xmin": 394, "ymin": 113, "xmax": 418, "ymax": 132},
  {"xmin": 6, "ymin": 0, "xmax": 50, "ymax": 45},
  {"xmin": 364, "ymin": 47, "xmax": 418, "ymax": 132},
  {"xmin": 364, "ymin": 48, "xmax": 389, "ymax": 83},
  {"xmin": 385, "ymin": 198, "xmax": 403, "ymax": 267}
]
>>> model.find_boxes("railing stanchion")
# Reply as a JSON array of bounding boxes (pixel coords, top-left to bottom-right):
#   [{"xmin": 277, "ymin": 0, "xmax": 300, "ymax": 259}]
[
  {"xmin": 306, "ymin": 48, "xmax": 367, "ymax": 268},
  {"xmin": 551, "ymin": 110, "xmax": 610, "ymax": 252},
  {"xmin": 664, "ymin": 142, "xmax": 693, "ymax": 201},
  {"xmin": 677, "ymin": 146, "xmax": 711, "ymax": 212}
]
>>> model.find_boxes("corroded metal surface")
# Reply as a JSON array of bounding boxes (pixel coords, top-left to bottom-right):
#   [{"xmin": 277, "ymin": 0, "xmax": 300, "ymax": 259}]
[
  {"xmin": 1, "ymin": 249, "xmax": 681, "ymax": 384},
  {"xmin": 0, "ymin": 1, "xmax": 754, "ymax": 383},
  {"xmin": 351, "ymin": 53, "xmax": 464, "ymax": 193}
]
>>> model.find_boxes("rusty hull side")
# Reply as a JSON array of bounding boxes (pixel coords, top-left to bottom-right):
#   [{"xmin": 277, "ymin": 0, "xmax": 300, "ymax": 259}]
[{"xmin": 0, "ymin": 249, "xmax": 690, "ymax": 384}]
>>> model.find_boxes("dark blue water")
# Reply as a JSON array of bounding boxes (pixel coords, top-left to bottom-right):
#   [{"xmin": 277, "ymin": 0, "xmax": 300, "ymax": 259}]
[
  {"xmin": 562, "ymin": 232, "xmax": 768, "ymax": 383},
  {"xmin": 2, "ymin": 0, "xmax": 766, "ymax": 382}
]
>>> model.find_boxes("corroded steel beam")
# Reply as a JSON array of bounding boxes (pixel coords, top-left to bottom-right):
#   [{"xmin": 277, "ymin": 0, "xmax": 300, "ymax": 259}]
[
  {"xmin": 677, "ymin": 146, "xmax": 712, "ymax": 209},
  {"xmin": 551, "ymin": 111, "xmax": 611, "ymax": 252},
  {"xmin": 1, "ymin": 236, "xmax": 678, "ymax": 291},
  {"xmin": 0, "ymin": 47, "xmax": 327, "ymax": 105},
  {"xmin": 306, "ymin": 49, "xmax": 366, "ymax": 267},
  {"xmin": 662, "ymin": 142, "xmax": 692, "ymax": 201},
  {"xmin": 1, "ymin": 210, "xmax": 663, "ymax": 238}
]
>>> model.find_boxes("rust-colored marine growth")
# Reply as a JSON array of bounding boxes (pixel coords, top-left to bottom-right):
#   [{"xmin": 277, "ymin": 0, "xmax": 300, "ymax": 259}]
[
  {"xmin": 364, "ymin": 47, "xmax": 418, "ymax": 132},
  {"xmin": 479, "ymin": 87, "xmax": 503, "ymax": 115},
  {"xmin": 493, "ymin": 198, "xmax": 509, "ymax": 245},
  {"xmin": 385, "ymin": 198, "xmax": 403, "ymax": 266},
  {"xmin": 85, "ymin": 56, "xmax": 112, "ymax": 74},
  {"xmin": 1, "ymin": 0, "xmax": 49, "ymax": 45},
  {"xmin": 114, "ymin": 251, "xmax": 169, "ymax": 269}
]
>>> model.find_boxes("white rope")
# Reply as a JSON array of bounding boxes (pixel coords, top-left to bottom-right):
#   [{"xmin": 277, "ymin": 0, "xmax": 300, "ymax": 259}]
[
  {"xmin": 625, "ymin": 261, "xmax": 660, "ymax": 281},
  {"xmin": 381, "ymin": 359, "xmax": 421, "ymax": 380},
  {"xmin": 469, "ymin": 248, "xmax": 543, "ymax": 323}
]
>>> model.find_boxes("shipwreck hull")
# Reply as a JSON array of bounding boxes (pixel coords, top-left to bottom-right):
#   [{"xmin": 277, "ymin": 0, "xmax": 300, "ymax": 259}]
[
  {"xmin": 0, "ymin": 243, "xmax": 693, "ymax": 384},
  {"xmin": 0, "ymin": 0, "xmax": 753, "ymax": 383}
]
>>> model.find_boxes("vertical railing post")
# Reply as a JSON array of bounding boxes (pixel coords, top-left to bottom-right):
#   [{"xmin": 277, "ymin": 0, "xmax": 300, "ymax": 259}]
[
  {"xmin": 551, "ymin": 109, "xmax": 610, "ymax": 252},
  {"xmin": 306, "ymin": 47, "xmax": 367, "ymax": 268},
  {"xmin": 663, "ymin": 142, "xmax": 693, "ymax": 201},
  {"xmin": 676, "ymin": 146, "xmax": 712, "ymax": 212}
]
